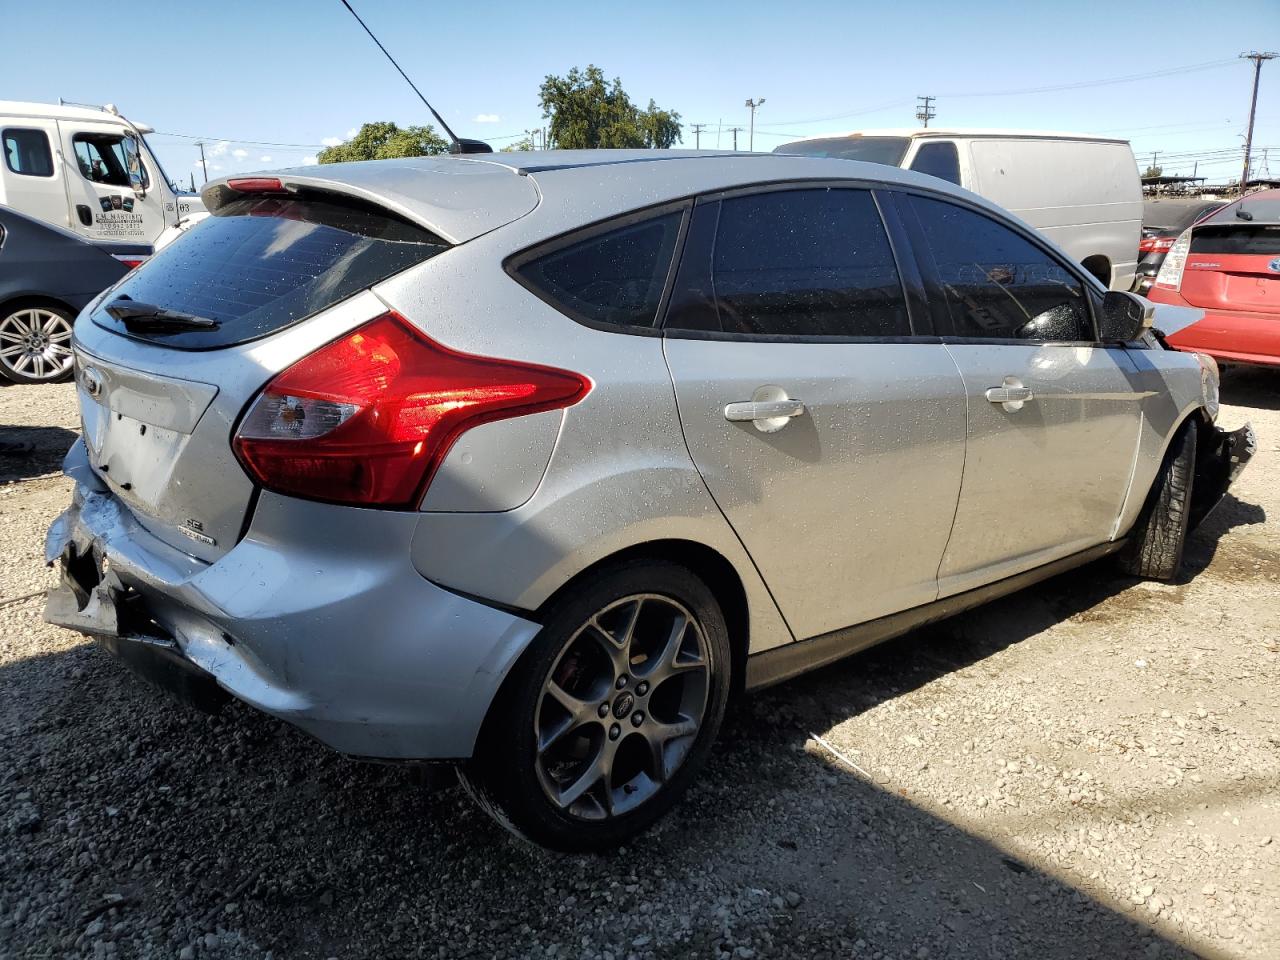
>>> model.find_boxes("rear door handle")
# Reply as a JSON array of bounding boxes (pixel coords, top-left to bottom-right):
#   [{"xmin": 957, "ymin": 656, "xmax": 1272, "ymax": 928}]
[
  {"xmin": 724, "ymin": 399, "xmax": 806, "ymax": 421},
  {"xmin": 985, "ymin": 377, "xmax": 1034, "ymax": 411},
  {"xmin": 724, "ymin": 387, "xmax": 806, "ymax": 434}
]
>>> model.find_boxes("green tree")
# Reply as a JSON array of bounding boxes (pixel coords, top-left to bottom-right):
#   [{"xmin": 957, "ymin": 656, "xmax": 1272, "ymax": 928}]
[
  {"xmin": 1142, "ymin": 165, "xmax": 1163, "ymax": 179},
  {"xmin": 539, "ymin": 65, "xmax": 681, "ymax": 149},
  {"xmin": 501, "ymin": 135, "xmax": 537, "ymax": 153},
  {"xmin": 317, "ymin": 121, "xmax": 449, "ymax": 163}
]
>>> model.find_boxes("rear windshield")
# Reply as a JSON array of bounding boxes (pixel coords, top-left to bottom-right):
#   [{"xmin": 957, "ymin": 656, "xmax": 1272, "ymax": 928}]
[
  {"xmin": 1205, "ymin": 194, "xmax": 1280, "ymax": 225},
  {"xmin": 92, "ymin": 193, "xmax": 448, "ymax": 350},
  {"xmin": 773, "ymin": 136, "xmax": 909, "ymax": 166},
  {"xmin": 1190, "ymin": 223, "xmax": 1280, "ymax": 255}
]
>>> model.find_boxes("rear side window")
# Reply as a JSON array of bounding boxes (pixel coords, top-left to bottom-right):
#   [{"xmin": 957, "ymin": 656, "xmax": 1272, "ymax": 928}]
[
  {"xmin": 908, "ymin": 195, "xmax": 1090, "ymax": 342},
  {"xmin": 909, "ymin": 142, "xmax": 960, "ymax": 185},
  {"xmin": 665, "ymin": 188, "xmax": 911, "ymax": 338},
  {"xmin": 513, "ymin": 211, "xmax": 682, "ymax": 328},
  {"xmin": 3, "ymin": 128, "xmax": 53, "ymax": 177},
  {"xmin": 73, "ymin": 133, "xmax": 149, "ymax": 189},
  {"xmin": 92, "ymin": 193, "xmax": 448, "ymax": 350}
]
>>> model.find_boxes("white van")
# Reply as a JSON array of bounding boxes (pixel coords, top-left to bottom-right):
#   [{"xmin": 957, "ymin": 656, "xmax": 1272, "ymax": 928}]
[
  {"xmin": 776, "ymin": 129, "xmax": 1142, "ymax": 290},
  {"xmin": 0, "ymin": 100, "xmax": 205, "ymax": 253}
]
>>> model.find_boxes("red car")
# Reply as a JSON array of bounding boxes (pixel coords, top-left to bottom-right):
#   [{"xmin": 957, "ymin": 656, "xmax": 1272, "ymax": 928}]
[{"xmin": 1147, "ymin": 189, "xmax": 1280, "ymax": 367}]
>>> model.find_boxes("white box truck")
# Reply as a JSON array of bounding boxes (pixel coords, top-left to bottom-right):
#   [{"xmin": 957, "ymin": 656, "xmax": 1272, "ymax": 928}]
[
  {"xmin": 776, "ymin": 129, "xmax": 1142, "ymax": 290},
  {"xmin": 1, "ymin": 100, "xmax": 205, "ymax": 255}
]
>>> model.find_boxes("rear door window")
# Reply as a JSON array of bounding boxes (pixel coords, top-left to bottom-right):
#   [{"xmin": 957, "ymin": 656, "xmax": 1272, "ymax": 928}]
[
  {"xmin": 908, "ymin": 142, "xmax": 961, "ymax": 185},
  {"xmin": 92, "ymin": 193, "xmax": 448, "ymax": 349},
  {"xmin": 907, "ymin": 195, "xmax": 1090, "ymax": 342},
  {"xmin": 3, "ymin": 128, "xmax": 54, "ymax": 177},
  {"xmin": 511, "ymin": 210, "xmax": 683, "ymax": 329},
  {"xmin": 665, "ymin": 188, "xmax": 911, "ymax": 338}
]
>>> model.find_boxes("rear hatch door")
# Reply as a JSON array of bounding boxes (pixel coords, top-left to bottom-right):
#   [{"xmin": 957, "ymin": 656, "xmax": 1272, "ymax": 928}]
[
  {"xmin": 1180, "ymin": 220, "xmax": 1280, "ymax": 315},
  {"xmin": 72, "ymin": 166, "xmax": 535, "ymax": 562}
]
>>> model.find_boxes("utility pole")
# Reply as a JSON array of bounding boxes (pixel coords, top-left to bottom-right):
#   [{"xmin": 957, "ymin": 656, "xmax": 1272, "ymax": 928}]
[
  {"xmin": 744, "ymin": 98, "xmax": 765, "ymax": 151},
  {"xmin": 915, "ymin": 95, "xmax": 936, "ymax": 128},
  {"xmin": 691, "ymin": 123, "xmax": 707, "ymax": 149},
  {"xmin": 195, "ymin": 141, "xmax": 208, "ymax": 184},
  {"xmin": 1239, "ymin": 51, "xmax": 1277, "ymax": 195},
  {"xmin": 728, "ymin": 127, "xmax": 744, "ymax": 151}
]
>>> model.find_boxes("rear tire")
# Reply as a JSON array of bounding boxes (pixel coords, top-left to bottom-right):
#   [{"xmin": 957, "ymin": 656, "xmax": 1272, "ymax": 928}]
[
  {"xmin": 460, "ymin": 560, "xmax": 731, "ymax": 852},
  {"xmin": 1117, "ymin": 419, "xmax": 1197, "ymax": 580},
  {"xmin": 0, "ymin": 300, "xmax": 75, "ymax": 384}
]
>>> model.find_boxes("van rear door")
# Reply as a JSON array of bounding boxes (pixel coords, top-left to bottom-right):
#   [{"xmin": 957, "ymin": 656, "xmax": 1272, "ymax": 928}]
[{"xmin": 57, "ymin": 120, "xmax": 166, "ymax": 248}]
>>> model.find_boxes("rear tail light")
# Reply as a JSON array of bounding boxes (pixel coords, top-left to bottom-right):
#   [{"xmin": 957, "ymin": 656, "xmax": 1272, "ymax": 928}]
[
  {"xmin": 111, "ymin": 255, "xmax": 147, "ymax": 270},
  {"xmin": 233, "ymin": 312, "xmax": 591, "ymax": 507},
  {"xmin": 1139, "ymin": 236, "xmax": 1176, "ymax": 254},
  {"xmin": 226, "ymin": 177, "xmax": 287, "ymax": 194},
  {"xmin": 1154, "ymin": 228, "xmax": 1192, "ymax": 291}
]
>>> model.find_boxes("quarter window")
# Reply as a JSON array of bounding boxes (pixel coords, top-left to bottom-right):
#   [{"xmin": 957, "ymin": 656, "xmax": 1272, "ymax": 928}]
[
  {"xmin": 3, "ymin": 128, "xmax": 54, "ymax": 177},
  {"xmin": 908, "ymin": 142, "xmax": 961, "ymax": 185},
  {"xmin": 909, "ymin": 195, "xmax": 1089, "ymax": 341},
  {"xmin": 665, "ymin": 188, "xmax": 911, "ymax": 338},
  {"xmin": 72, "ymin": 133, "xmax": 149, "ymax": 189},
  {"xmin": 514, "ymin": 211, "xmax": 683, "ymax": 328}
]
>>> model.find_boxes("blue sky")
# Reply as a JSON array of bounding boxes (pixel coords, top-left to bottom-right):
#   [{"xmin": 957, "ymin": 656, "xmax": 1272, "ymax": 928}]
[{"xmin": 6, "ymin": 0, "xmax": 1277, "ymax": 187}]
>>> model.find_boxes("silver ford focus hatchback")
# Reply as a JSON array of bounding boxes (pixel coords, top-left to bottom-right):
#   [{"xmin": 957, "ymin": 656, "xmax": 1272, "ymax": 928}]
[{"xmin": 45, "ymin": 151, "xmax": 1253, "ymax": 851}]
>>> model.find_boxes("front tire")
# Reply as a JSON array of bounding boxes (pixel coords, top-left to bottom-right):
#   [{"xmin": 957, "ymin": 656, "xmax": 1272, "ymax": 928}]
[
  {"xmin": 1118, "ymin": 419, "xmax": 1197, "ymax": 580},
  {"xmin": 460, "ymin": 560, "xmax": 732, "ymax": 852},
  {"xmin": 0, "ymin": 302, "xmax": 75, "ymax": 384}
]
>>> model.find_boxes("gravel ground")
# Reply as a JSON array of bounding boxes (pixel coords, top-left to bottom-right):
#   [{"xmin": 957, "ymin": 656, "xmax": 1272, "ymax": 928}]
[{"xmin": 0, "ymin": 369, "xmax": 1276, "ymax": 960}]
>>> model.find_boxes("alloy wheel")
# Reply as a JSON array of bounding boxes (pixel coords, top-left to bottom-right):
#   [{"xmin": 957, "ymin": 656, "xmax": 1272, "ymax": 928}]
[
  {"xmin": 533, "ymin": 593, "xmax": 710, "ymax": 821},
  {"xmin": 0, "ymin": 308, "xmax": 73, "ymax": 383}
]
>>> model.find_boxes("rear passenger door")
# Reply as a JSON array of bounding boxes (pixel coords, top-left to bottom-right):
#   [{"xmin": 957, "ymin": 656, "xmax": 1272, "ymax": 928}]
[
  {"xmin": 898, "ymin": 193, "xmax": 1144, "ymax": 596},
  {"xmin": 661, "ymin": 185, "xmax": 968, "ymax": 641}
]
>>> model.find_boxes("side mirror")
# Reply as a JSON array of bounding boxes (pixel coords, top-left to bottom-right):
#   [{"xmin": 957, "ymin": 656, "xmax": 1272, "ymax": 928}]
[
  {"xmin": 1098, "ymin": 290, "xmax": 1152, "ymax": 342},
  {"xmin": 122, "ymin": 135, "xmax": 146, "ymax": 199}
]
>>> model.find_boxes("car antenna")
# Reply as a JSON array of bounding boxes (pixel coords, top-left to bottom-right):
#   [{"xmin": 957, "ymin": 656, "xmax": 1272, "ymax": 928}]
[{"xmin": 336, "ymin": 0, "xmax": 492, "ymax": 155}]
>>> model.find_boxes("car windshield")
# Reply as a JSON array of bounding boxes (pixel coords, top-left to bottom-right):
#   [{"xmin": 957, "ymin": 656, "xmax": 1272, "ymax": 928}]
[{"xmin": 774, "ymin": 136, "xmax": 910, "ymax": 166}]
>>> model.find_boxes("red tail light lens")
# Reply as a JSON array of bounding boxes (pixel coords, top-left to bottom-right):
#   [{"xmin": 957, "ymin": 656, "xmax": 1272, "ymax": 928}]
[
  {"xmin": 233, "ymin": 312, "xmax": 591, "ymax": 507},
  {"xmin": 227, "ymin": 177, "xmax": 286, "ymax": 193}
]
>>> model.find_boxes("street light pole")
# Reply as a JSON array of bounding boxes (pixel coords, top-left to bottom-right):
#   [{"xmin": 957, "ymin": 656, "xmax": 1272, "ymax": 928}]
[{"xmin": 744, "ymin": 98, "xmax": 765, "ymax": 152}]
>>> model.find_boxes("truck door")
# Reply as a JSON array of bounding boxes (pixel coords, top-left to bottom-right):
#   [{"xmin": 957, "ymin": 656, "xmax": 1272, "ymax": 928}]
[
  {"xmin": 57, "ymin": 120, "xmax": 166, "ymax": 248},
  {"xmin": 1, "ymin": 121, "xmax": 68, "ymax": 229}
]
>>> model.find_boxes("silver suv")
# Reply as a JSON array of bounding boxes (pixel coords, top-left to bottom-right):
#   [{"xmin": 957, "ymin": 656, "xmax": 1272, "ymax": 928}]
[{"xmin": 45, "ymin": 151, "xmax": 1254, "ymax": 851}]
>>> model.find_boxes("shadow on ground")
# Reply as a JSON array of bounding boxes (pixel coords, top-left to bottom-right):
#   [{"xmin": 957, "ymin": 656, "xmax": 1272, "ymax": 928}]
[
  {"xmin": 1, "ymin": 560, "xmax": 1227, "ymax": 960},
  {"xmin": 1219, "ymin": 366, "xmax": 1280, "ymax": 412},
  {"xmin": 0, "ymin": 424, "xmax": 77, "ymax": 482}
]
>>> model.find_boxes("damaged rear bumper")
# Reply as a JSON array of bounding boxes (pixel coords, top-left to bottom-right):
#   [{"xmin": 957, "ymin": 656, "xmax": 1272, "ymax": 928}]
[
  {"xmin": 1190, "ymin": 422, "xmax": 1257, "ymax": 530},
  {"xmin": 44, "ymin": 439, "xmax": 542, "ymax": 760}
]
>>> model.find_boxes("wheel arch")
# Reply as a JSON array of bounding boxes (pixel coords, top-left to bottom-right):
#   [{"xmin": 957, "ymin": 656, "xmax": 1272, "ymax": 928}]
[{"xmin": 1081, "ymin": 254, "xmax": 1112, "ymax": 287}]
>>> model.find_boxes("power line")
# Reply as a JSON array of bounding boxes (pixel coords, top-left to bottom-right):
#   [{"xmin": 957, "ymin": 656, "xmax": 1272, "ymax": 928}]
[
  {"xmin": 152, "ymin": 131, "xmax": 331, "ymax": 148},
  {"xmin": 727, "ymin": 126, "xmax": 744, "ymax": 151},
  {"xmin": 691, "ymin": 123, "xmax": 707, "ymax": 149},
  {"xmin": 944, "ymin": 57, "xmax": 1238, "ymax": 98}
]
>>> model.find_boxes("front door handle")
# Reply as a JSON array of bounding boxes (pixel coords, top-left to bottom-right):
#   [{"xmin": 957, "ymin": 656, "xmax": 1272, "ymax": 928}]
[
  {"xmin": 985, "ymin": 377, "xmax": 1034, "ymax": 412},
  {"xmin": 724, "ymin": 386, "xmax": 806, "ymax": 433}
]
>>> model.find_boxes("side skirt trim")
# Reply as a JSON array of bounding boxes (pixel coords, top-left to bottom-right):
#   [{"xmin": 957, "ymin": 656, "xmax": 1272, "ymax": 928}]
[{"xmin": 744, "ymin": 540, "xmax": 1126, "ymax": 692}]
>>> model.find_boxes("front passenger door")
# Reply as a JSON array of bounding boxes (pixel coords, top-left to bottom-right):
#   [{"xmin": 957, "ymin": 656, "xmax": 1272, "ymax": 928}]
[
  {"xmin": 662, "ymin": 186, "xmax": 968, "ymax": 641},
  {"xmin": 900, "ymin": 193, "xmax": 1144, "ymax": 596}
]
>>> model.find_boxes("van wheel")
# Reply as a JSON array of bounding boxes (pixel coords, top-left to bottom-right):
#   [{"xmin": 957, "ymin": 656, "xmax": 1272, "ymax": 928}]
[
  {"xmin": 459, "ymin": 560, "xmax": 731, "ymax": 852},
  {"xmin": 0, "ymin": 302, "xmax": 75, "ymax": 384},
  {"xmin": 1117, "ymin": 419, "xmax": 1197, "ymax": 580}
]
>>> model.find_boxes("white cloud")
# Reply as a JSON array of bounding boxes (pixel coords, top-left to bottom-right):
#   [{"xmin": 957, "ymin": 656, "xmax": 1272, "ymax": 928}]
[
  {"xmin": 194, "ymin": 158, "xmax": 207, "ymax": 169},
  {"xmin": 300, "ymin": 155, "xmax": 317, "ymax": 166},
  {"xmin": 209, "ymin": 140, "xmax": 230, "ymax": 157},
  {"xmin": 259, "ymin": 155, "xmax": 273, "ymax": 163},
  {"xmin": 473, "ymin": 113, "xmax": 500, "ymax": 124},
  {"xmin": 345, "ymin": 127, "xmax": 358, "ymax": 138},
  {"xmin": 232, "ymin": 148, "xmax": 248, "ymax": 159},
  {"xmin": 321, "ymin": 136, "xmax": 343, "ymax": 147}
]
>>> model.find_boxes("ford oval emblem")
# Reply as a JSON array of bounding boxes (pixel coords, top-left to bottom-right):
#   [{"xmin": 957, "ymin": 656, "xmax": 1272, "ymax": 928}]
[
  {"xmin": 1270, "ymin": 257, "xmax": 1280, "ymax": 273},
  {"xmin": 80, "ymin": 367, "xmax": 103, "ymax": 398}
]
